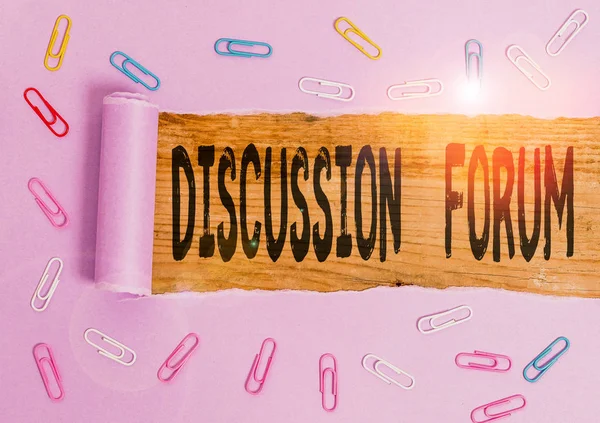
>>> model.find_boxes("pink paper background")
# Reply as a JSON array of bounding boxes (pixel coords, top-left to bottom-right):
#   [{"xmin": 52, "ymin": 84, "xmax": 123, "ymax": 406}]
[{"xmin": 1, "ymin": 0, "xmax": 599, "ymax": 422}]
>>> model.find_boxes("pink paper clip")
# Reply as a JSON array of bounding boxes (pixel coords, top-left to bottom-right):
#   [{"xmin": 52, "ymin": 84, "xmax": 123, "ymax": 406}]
[
  {"xmin": 471, "ymin": 394, "xmax": 526, "ymax": 423},
  {"xmin": 28, "ymin": 178, "xmax": 69, "ymax": 228},
  {"xmin": 157, "ymin": 333, "xmax": 200, "ymax": 382},
  {"xmin": 33, "ymin": 343, "xmax": 65, "ymax": 402},
  {"xmin": 319, "ymin": 353, "xmax": 338, "ymax": 411},
  {"xmin": 455, "ymin": 351, "xmax": 512, "ymax": 373},
  {"xmin": 23, "ymin": 88, "xmax": 69, "ymax": 137},
  {"xmin": 245, "ymin": 338, "xmax": 276, "ymax": 395}
]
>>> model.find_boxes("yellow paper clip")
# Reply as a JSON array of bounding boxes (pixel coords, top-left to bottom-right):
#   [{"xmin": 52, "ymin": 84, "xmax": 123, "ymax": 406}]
[
  {"xmin": 334, "ymin": 17, "xmax": 381, "ymax": 60},
  {"xmin": 44, "ymin": 15, "xmax": 72, "ymax": 71}
]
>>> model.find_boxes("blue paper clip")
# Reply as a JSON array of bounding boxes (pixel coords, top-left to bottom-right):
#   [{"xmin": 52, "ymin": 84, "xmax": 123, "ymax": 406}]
[
  {"xmin": 109, "ymin": 51, "xmax": 161, "ymax": 91},
  {"xmin": 465, "ymin": 39, "xmax": 483, "ymax": 86},
  {"xmin": 214, "ymin": 38, "xmax": 272, "ymax": 58},
  {"xmin": 523, "ymin": 336, "xmax": 570, "ymax": 383}
]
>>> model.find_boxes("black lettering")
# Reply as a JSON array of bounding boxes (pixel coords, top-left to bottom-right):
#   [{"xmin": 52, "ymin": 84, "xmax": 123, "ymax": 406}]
[
  {"xmin": 544, "ymin": 146, "xmax": 574, "ymax": 259},
  {"xmin": 493, "ymin": 147, "xmax": 515, "ymax": 262},
  {"xmin": 379, "ymin": 148, "xmax": 401, "ymax": 262},
  {"xmin": 198, "ymin": 146, "xmax": 215, "ymax": 258},
  {"xmin": 264, "ymin": 148, "xmax": 288, "ymax": 262},
  {"xmin": 291, "ymin": 147, "xmax": 310, "ymax": 262},
  {"xmin": 468, "ymin": 146, "xmax": 490, "ymax": 260},
  {"xmin": 217, "ymin": 147, "xmax": 237, "ymax": 262},
  {"xmin": 335, "ymin": 146, "xmax": 352, "ymax": 258},
  {"xmin": 518, "ymin": 147, "xmax": 541, "ymax": 262},
  {"xmin": 445, "ymin": 143, "xmax": 464, "ymax": 258},
  {"xmin": 313, "ymin": 147, "xmax": 332, "ymax": 262},
  {"xmin": 355, "ymin": 146, "xmax": 377, "ymax": 261},
  {"xmin": 240, "ymin": 144, "xmax": 262, "ymax": 259},
  {"xmin": 172, "ymin": 146, "xmax": 195, "ymax": 261}
]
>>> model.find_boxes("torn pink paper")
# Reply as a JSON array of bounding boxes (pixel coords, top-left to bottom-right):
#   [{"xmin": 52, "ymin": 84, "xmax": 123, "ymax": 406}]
[{"xmin": 95, "ymin": 93, "xmax": 158, "ymax": 295}]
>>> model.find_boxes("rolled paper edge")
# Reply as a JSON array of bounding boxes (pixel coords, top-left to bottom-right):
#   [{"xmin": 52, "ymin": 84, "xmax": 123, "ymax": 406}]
[
  {"xmin": 94, "ymin": 92, "xmax": 159, "ymax": 295},
  {"xmin": 103, "ymin": 92, "xmax": 160, "ymax": 108}
]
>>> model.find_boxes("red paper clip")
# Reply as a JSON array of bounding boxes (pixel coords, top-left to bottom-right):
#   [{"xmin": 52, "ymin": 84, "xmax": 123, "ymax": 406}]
[
  {"xmin": 245, "ymin": 338, "xmax": 276, "ymax": 395},
  {"xmin": 33, "ymin": 343, "xmax": 65, "ymax": 402},
  {"xmin": 28, "ymin": 178, "xmax": 69, "ymax": 228},
  {"xmin": 157, "ymin": 333, "xmax": 200, "ymax": 382},
  {"xmin": 319, "ymin": 353, "xmax": 338, "ymax": 411},
  {"xmin": 455, "ymin": 351, "xmax": 512, "ymax": 372},
  {"xmin": 24, "ymin": 88, "xmax": 69, "ymax": 137},
  {"xmin": 471, "ymin": 394, "xmax": 526, "ymax": 423}
]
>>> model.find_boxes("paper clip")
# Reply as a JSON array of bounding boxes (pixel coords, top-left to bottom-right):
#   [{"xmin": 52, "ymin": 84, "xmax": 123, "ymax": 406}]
[
  {"xmin": 465, "ymin": 39, "xmax": 483, "ymax": 86},
  {"xmin": 44, "ymin": 15, "xmax": 71, "ymax": 71},
  {"xmin": 298, "ymin": 77, "xmax": 355, "ymax": 102},
  {"xmin": 28, "ymin": 178, "xmax": 69, "ymax": 228},
  {"xmin": 214, "ymin": 38, "xmax": 273, "ymax": 58},
  {"xmin": 157, "ymin": 333, "xmax": 200, "ymax": 382},
  {"xmin": 387, "ymin": 79, "xmax": 444, "ymax": 101},
  {"xmin": 506, "ymin": 45, "xmax": 551, "ymax": 91},
  {"xmin": 84, "ymin": 328, "xmax": 137, "ymax": 366},
  {"xmin": 110, "ymin": 51, "xmax": 161, "ymax": 91},
  {"xmin": 546, "ymin": 10, "xmax": 589, "ymax": 56},
  {"xmin": 455, "ymin": 351, "xmax": 512, "ymax": 373},
  {"xmin": 319, "ymin": 353, "xmax": 338, "ymax": 411},
  {"xmin": 471, "ymin": 394, "xmax": 526, "ymax": 423},
  {"xmin": 523, "ymin": 336, "xmax": 570, "ymax": 383},
  {"xmin": 362, "ymin": 354, "xmax": 415, "ymax": 390},
  {"xmin": 417, "ymin": 305, "xmax": 473, "ymax": 334},
  {"xmin": 24, "ymin": 88, "xmax": 69, "ymax": 137},
  {"xmin": 334, "ymin": 17, "xmax": 381, "ymax": 60},
  {"xmin": 245, "ymin": 338, "xmax": 276, "ymax": 395},
  {"xmin": 33, "ymin": 343, "xmax": 65, "ymax": 402},
  {"xmin": 30, "ymin": 257, "xmax": 63, "ymax": 312}
]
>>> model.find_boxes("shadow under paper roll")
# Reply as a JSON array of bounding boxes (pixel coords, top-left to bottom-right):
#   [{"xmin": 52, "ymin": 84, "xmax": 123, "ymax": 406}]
[{"xmin": 95, "ymin": 92, "xmax": 159, "ymax": 295}]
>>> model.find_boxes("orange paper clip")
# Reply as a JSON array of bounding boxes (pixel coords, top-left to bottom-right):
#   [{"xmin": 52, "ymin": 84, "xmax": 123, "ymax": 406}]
[
  {"xmin": 44, "ymin": 15, "xmax": 72, "ymax": 71},
  {"xmin": 157, "ymin": 333, "xmax": 200, "ymax": 382},
  {"xmin": 245, "ymin": 338, "xmax": 276, "ymax": 395},
  {"xmin": 33, "ymin": 343, "xmax": 65, "ymax": 402},
  {"xmin": 28, "ymin": 178, "xmax": 69, "ymax": 228},
  {"xmin": 334, "ymin": 17, "xmax": 381, "ymax": 60},
  {"xmin": 24, "ymin": 88, "xmax": 69, "ymax": 137}
]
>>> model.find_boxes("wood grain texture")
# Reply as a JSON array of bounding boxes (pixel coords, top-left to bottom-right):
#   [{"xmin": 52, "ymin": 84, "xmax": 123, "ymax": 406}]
[{"xmin": 153, "ymin": 112, "xmax": 600, "ymax": 297}]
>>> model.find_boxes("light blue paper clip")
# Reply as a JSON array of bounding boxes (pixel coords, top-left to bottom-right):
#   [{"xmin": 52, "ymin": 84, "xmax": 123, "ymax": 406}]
[
  {"xmin": 523, "ymin": 336, "xmax": 570, "ymax": 383},
  {"xmin": 465, "ymin": 39, "xmax": 483, "ymax": 86},
  {"xmin": 214, "ymin": 38, "xmax": 272, "ymax": 58},
  {"xmin": 110, "ymin": 51, "xmax": 161, "ymax": 91}
]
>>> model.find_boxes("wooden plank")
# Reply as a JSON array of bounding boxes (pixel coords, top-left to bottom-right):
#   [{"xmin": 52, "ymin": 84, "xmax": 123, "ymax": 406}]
[{"xmin": 152, "ymin": 113, "xmax": 600, "ymax": 297}]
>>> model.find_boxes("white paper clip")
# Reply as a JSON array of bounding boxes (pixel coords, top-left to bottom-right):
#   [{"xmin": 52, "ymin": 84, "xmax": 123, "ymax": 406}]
[
  {"xmin": 465, "ymin": 39, "xmax": 483, "ymax": 86},
  {"xmin": 30, "ymin": 257, "xmax": 63, "ymax": 312},
  {"xmin": 84, "ymin": 328, "xmax": 137, "ymax": 366},
  {"xmin": 387, "ymin": 79, "xmax": 443, "ymax": 100},
  {"xmin": 506, "ymin": 45, "xmax": 551, "ymax": 91},
  {"xmin": 362, "ymin": 353, "xmax": 415, "ymax": 390},
  {"xmin": 417, "ymin": 305, "xmax": 473, "ymax": 334},
  {"xmin": 298, "ymin": 77, "xmax": 355, "ymax": 102},
  {"xmin": 546, "ymin": 9, "xmax": 589, "ymax": 56}
]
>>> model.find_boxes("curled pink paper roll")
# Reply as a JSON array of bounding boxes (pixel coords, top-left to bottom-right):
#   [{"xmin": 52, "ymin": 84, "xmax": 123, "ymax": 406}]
[{"xmin": 95, "ymin": 92, "xmax": 159, "ymax": 295}]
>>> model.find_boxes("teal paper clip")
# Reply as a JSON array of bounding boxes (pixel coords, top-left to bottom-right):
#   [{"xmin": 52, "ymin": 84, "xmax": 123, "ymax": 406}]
[
  {"xmin": 110, "ymin": 51, "xmax": 161, "ymax": 91},
  {"xmin": 523, "ymin": 336, "xmax": 570, "ymax": 383},
  {"xmin": 214, "ymin": 38, "xmax": 272, "ymax": 58}
]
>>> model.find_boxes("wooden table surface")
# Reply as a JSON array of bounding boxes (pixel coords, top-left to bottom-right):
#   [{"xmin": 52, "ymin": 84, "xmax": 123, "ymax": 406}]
[{"xmin": 152, "ymin": 112, "xmax": 600, "ymax": 298}]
